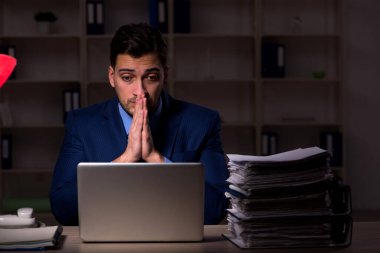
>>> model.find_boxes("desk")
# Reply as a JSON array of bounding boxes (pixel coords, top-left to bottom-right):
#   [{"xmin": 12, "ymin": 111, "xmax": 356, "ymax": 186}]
[{"xmin": 41, "ymin": 222, "xmax": 380, "ymax": 252}]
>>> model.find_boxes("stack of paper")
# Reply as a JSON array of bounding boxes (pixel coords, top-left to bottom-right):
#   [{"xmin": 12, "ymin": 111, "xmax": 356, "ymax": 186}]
[
  {"xmin": 224, "ymin": 147, "xmax": 352, "ymax": 249},
  {"xmin": 0, "ymin": 224, "xmax": 63, "ymax": 250}
]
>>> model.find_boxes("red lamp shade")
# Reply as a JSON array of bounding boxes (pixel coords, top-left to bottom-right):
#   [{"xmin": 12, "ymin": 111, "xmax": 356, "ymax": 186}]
[{"xmin": 0, "ymin": 54, "xmax": 17, "ymax": 88}]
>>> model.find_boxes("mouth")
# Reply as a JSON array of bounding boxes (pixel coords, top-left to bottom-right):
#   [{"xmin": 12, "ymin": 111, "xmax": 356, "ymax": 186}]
[
  {"xmin": 127, "ymin": 96, "xmax": 153, "ymax": 111},
  {"xmin": 128, "ymin": 98, "xmax": 136, "ymax": 104}
]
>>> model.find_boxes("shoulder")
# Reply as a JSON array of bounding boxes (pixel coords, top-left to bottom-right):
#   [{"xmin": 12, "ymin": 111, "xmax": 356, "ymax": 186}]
[
  {"xmin": 178, "ymin": 100, "xmax": 219, "ymax": 121},
  {"xmin": 166, "ymin": 94, "xmax": 220, "ymax": 122},
  {"xmin": 165, "ymin": 95, "xmax": 222, "ymax": 137},
  {"xmin": 67, "ymin": 97, "xmax": 118, "ymax": 124}
]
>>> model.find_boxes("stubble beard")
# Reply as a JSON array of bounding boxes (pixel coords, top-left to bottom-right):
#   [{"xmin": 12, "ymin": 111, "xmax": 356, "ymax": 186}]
[{"xmin": 124, "ymin": 97, "xmax": 154, "ymax": 117}]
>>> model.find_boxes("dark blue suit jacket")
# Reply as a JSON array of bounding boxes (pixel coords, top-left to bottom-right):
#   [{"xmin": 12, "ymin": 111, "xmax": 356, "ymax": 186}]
[{"xmin": 50, "ymin": 91, "xmax": 229, "ymax": 225}]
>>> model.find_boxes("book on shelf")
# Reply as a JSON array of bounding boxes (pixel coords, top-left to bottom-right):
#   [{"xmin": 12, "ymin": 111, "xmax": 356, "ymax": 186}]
[
  {"xmin": 174, "ymin": 0, "xmax": 191, "ymax": 33},
  {"xmin": 224, "ymin": 147, "xmax": 352, "ymax": 249},
  {"xmin": 149, "ymin": 0, "xmax": 168, "ymax": 33},
  {"xmin": 261, "ymin": 132, "xmax": 278, "ymax": 156},
  {"xmin": 261, "ymin": 43, "xmax": 285, "ymax": 78},
  {"xmin": 86, "ymin": 0, "xmax": 104, "ymax": 35},
  {"xmin": 320, "ymin": 132, "xmax": 343, "ymax": 167},
  {"xmin": 63, "ymin": 90, "xmax": 80, "ymax": 122},
  {"xmin": 1, "ymin": 134, "xmax": 12, "ymax": 169}
]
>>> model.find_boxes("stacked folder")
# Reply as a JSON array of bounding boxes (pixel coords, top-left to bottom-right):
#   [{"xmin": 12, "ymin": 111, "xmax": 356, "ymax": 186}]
[
  {"xmin": 0, "ymin": 225, "xmax": 63, "ymax": 250},
  {"xmin": 224, "ymin": 147, "xmax": 352, "ymax": 249},
  {"xmin": 0, "ymin": 208, "xmax": 62, "ymax": 250}
]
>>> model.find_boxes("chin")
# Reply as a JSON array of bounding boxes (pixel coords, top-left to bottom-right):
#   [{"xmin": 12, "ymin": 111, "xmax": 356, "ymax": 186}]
[{"xmin": 124, "ymin": 107, "xmax": 134, "ymax": 116}]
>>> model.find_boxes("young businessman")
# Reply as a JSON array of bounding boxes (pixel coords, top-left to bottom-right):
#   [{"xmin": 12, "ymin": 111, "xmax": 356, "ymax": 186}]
[{"xmin": 50, "ymin": 23, "xmax": 229, "ymax": 225}]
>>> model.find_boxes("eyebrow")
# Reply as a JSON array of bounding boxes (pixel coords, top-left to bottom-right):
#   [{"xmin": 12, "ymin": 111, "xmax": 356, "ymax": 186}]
[{"xmin": 118, "ymin": 67, "xmax": 161, "ymax": 73}]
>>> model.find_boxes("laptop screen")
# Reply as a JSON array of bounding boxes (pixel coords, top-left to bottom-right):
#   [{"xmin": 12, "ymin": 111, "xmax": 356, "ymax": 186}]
[{"xmin": 77, "ymin": 162, "xmax": 204, "ymax": 242}]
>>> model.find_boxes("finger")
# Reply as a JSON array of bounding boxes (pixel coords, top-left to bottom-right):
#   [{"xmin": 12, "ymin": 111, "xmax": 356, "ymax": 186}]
[
  {"xmin": 131, "ymin": 97, "xmax": 143, "ymax": 130},
  {"xmin": 126, "ymin": 100, "xmax": 143, "ymax": 161},
  {"xmin": 142, "ymin": 107, "xmax": 149, "ymax": 135},
  {"xmin": 142, "ymin": 98, "xmax": 151, "ymax": 135}
]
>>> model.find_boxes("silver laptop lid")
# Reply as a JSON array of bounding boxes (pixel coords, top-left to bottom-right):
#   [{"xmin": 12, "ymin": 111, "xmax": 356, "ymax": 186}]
[{"xmin": 77, "ymin": 162, "xmax": 204, "ymax": 242}]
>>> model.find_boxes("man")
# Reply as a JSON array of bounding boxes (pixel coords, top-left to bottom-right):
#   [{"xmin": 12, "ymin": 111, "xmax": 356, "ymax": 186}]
[{"xmin": 50, "ymin": 23, "xmax": 229, "ymax": 225}]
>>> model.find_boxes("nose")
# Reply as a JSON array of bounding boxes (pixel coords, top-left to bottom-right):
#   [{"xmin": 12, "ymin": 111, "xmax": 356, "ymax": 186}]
[{"xmin": 134, "ymin": 78, "xmax": 147, "ymax": 97}]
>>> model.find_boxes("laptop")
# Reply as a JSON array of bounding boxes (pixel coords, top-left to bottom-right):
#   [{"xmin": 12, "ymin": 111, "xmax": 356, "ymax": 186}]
[{"xmin": 77, "ymin": 162, "xmax": 204, "ymax": 242}]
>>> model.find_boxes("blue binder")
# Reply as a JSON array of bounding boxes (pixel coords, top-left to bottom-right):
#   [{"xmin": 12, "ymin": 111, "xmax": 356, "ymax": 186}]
[{"xmin": 149, "ymin": 0, "xmax": 168, "ymax": 33}]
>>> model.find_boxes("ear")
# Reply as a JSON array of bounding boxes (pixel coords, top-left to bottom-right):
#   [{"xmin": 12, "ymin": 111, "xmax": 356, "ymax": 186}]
[
  {"xmin": 163, "ymin": 66, "xmax": 168, "ymax": 86},
  {"xmin": 108, "ymin": 66, "xmax": 116, "ymax": 88}
]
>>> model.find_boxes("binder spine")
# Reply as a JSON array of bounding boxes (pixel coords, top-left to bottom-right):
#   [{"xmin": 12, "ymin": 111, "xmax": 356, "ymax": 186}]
[
  {"xmin": 149, "ymin": 0, "xmax": 168, "ymax": 33},
  {"xmin": 320, "ymin": 132, "xmax": 343, "ymax": 167},
  {"xmin": 1, "ymin": 134, "xmax": 12, "ymax": 169},
  {"xmin": 261, "ymin": 132, "xmax": 278, "ymax": 155},
  {"xmin": 63, "ymin": 90, "xmax": 72, "ymax": 123},
  {"xmin": 86, "ymin": 0, "xmax": 104, "ymax": 35},
  {"xmin": 72, "ymin": 90, "xmax": 80, "ymax": 110},
  {"xmin": 261, "ymin": 43, "xmax": 285, "ymax": 78},
  {"xmin": 63, "ymin": 90, "xmax": 80, "ymax": 123}
]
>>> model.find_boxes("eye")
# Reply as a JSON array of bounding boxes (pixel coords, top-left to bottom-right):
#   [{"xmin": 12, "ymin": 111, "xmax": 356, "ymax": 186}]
[
  {"xmin": 146, "ymin": 73, "xmax": 160, "ymax": 82},
  {"xmin": 121, "ymin": 75, "xmax": 133, "ymax": 82}
]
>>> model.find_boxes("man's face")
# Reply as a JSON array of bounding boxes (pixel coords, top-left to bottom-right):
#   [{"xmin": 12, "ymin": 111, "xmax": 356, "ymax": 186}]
[{"xmin": 108, "ymin": 53, "xmax": 166, "ymax": 116}]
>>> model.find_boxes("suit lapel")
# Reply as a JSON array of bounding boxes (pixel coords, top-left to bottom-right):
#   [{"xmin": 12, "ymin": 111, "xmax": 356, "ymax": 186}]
[
  {"xmin": 157, "ymin": 92, "xmax": 182, "ymax": 159},
  {"xmin": 101, "ymin": 98, "xmax": 127, "ymax": 154}
]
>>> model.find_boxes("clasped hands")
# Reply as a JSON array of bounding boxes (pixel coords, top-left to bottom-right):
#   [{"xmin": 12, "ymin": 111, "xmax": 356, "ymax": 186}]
[{"xmin": 113, "ymin": 94, "xmax": 164, "ymax": 163}]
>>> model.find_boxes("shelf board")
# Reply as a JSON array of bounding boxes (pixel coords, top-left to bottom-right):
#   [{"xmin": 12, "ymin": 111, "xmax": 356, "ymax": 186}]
[
  {"xmin": 86, "ymin": 80, "xmax": 109, "ymax": 85},
  {"xmin": 263, "ymin": 122, "xmax": 342, "ymax": 127},
  {"xmin": 0, "ymin": 34, "xmax": 80, "ymax": 40},
  {"xmin": 1, "ymin": 124, "xmax": 64, "ymax": 129},
  {"xmin": 262, "ymin": 34, "xmax": 341, "ymax": 39},
  {"xmin": 262, "ymin": 78, "xmax": 339, "ymax": 84},
  {"xmin": 85, "ymin": 33, "xmax": 339, "ymax": 40},
  {"xmin": 1, "ymin": 169, "xmax": 53, "ymax": 174},
  {"xmin": 173, "ymin": 33, "xmax": 254, "ymax": 39},
  {"xmin": 83, "ymin": 33, "xmax": 250, "ymax": 40},
  {"xmin": 86, "ymin": 34, "xmax": 114, "ymax": 40},
  {"xmin": 175, "ymin": 79, "xmax": 256, "ymax": 84},
  {"xmin": 222, "ymin": 122, "xmax": 256, "ymax": 127},
  {"xmin": 175, "ymin": 79, "xmax": 339, "ymax": 84},
  {"xmin": 4, "ymin": 80, "xmax": 80, "ymax": 85}
]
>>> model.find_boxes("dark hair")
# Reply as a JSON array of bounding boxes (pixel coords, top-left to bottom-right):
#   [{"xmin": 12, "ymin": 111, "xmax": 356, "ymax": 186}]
[{"xmin": 110, "ymin": 23, "xmax": 167, "ymax": 68}]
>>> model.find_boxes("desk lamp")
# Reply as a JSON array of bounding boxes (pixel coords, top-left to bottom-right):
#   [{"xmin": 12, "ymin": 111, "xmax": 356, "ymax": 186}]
[{"xmin": 0, "ymin": 54, "xmax": 17, "ymax": 87}]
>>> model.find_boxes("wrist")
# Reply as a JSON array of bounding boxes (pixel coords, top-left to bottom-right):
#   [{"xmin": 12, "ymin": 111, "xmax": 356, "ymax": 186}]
[
  {"xmin": 144, "ymin": 151, "xmax": 164, "ymax": 163},
  {"xmin": 113, "ymin": 152, "xmax": 138, "ymax": 163}
]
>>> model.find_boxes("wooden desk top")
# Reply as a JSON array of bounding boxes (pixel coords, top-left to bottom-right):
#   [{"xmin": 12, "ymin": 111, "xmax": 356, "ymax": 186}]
[{"xmin": 44, "ymin": 222, "xmax": 380, "ymax": 252}]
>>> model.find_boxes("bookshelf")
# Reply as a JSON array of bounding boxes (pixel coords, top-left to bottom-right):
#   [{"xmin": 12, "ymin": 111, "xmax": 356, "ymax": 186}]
[
  {"xmin": 258, "ymin": 0, "xmax": 343, "ymax": 177},
  {"xmin": 0, "ymin": 0, "xmax": 344, "ymax": 214}
]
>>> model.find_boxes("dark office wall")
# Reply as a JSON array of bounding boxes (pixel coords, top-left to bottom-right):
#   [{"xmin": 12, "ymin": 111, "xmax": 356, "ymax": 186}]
[{"xmin": 344, "ymin": 0, "xmax": 380, "ymax": 210}]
